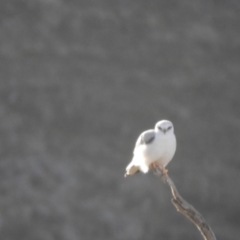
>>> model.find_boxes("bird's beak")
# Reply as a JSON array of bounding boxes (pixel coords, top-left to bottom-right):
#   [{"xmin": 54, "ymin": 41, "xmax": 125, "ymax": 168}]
[{"xmin": 163, "ymin": 129, "xmax": 166, "ymax": 134}]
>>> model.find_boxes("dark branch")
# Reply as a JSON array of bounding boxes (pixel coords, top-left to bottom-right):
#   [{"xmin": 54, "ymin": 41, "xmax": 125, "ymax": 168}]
[{"xmin": 156, "ymin": 168, "xmax": 217, "ymax": 240}]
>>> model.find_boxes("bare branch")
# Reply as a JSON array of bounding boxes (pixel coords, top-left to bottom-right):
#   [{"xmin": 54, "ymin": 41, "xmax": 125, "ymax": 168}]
[{"xmin": 156, "ymin": 168, "xmax": 217, "ymax": 240}]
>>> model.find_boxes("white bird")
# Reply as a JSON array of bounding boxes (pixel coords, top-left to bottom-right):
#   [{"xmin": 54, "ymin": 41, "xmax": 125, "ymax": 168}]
[{"xmin": 125, "ymin": 120, "xmax": 176, "ymax": 177}]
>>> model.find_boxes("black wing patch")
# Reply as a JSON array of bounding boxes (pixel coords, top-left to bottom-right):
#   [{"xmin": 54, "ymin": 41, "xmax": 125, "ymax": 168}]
[
  {"xmin": 135, "ymin": 130, "xmax": 155, "ymax": 148},
  {"xmin": 143, "ymin": 135, "xmax": 155, "ymax": 144},
  {"xmin": 140, "ymin": 130, "xmax": 155, "ymax": 145},
  {"xmin": 133, "ymin": 130, "xmax": 155, "ymax": 155}
]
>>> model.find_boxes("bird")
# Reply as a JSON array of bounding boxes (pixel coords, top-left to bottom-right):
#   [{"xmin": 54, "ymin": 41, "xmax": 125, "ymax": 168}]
[{"xmin": 125, "ymin": 120, "xmax": 176, "ymax": 177}]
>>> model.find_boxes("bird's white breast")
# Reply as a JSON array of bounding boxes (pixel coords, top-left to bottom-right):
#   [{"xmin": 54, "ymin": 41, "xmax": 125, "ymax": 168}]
[{"xmin": 135, "ymin": 132, "xmax": 176, "ymax": 167}]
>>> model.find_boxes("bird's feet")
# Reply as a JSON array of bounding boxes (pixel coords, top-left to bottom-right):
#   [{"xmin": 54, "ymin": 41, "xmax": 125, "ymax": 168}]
[
  {"xmin": 150, "ymin": 162, "xmax": 168, "ymax": 179},
  {"xmin": 160, "ymin": 167, "xmax": 168, "ymax": 176}
]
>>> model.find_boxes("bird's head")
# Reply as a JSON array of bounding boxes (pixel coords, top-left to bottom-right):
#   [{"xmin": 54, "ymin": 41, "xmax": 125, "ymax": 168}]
[{"xmin": 155, "ymin": 120, "xmax": 174, "ymax": 135}]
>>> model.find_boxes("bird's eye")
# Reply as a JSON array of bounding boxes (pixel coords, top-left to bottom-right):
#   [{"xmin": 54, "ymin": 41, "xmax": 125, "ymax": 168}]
[
  {"xmin": 167, "ymin": 126, "xmax": 172, "ymax": 130},
  {"xmin": 158, "ymin": 126, "xmax": 162, "ymax": 131}
]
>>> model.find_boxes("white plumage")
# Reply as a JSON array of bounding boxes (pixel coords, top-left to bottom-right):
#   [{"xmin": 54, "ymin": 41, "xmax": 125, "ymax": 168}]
[{"xmin": 125, "ymin": 120, "xmax": 176, "ymax": 176}]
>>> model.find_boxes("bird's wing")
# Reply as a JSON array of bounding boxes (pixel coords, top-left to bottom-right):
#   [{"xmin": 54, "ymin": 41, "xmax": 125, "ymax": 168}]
[
  {"xmin": 126, "ymin": 130, "xmax": 155, "ymax": 177},
  {"xmin": 134, "ymin": 129, "xmax": 155, "ymax": 149}
]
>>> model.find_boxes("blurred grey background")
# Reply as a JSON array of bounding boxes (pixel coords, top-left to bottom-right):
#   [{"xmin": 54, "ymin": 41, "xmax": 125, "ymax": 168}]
[{"xmin": 0, "ymin": 0, "xmax": 240, "ymax": 239}]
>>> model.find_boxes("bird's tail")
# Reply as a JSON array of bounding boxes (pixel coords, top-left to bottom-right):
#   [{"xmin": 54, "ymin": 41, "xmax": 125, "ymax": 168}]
[{"xmin": 124, "ymin": 162, "xmax": 140, "ymax": 177}]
